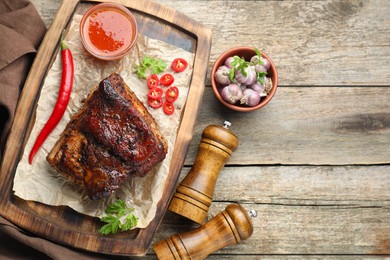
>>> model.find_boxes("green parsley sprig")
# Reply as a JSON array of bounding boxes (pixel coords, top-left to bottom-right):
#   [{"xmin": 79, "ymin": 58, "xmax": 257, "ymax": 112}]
[
  {"xmin": 134, "ymin": 56, "xmax": 167, "ymax": 79},
  {"xmin": 253, "ymin": 48, "xmax": 267, "ymax": 84},
  {"xmin": 229, "ymin": 55, "xmax": 249, "ymax": 82},
  {"xmin": 228, "ymin": 48, "xmax": 268, "ymax": 84},
  {"xmin": 99, "ymin": 199, "xmax": 138, "ymax": 235}
]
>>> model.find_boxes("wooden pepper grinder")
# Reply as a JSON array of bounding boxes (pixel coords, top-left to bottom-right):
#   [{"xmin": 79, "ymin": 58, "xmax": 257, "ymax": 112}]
[
  {"xmin": 168, "ymin": 121, "xmax": 238, "ymax": 224},
  {"xmin": 153, "ymin": 203, "xmax": 256, "ymax": 260}
]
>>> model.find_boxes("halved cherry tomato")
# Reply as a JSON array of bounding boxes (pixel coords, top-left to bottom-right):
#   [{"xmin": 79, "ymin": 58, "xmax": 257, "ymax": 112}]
[
  {"xmin": 148, "ymin": 96, "xmax": 163, "ymax": 109},
  {"xmin": 163, "ymin": 101, "xmax": 175, "ymax": 115},
  {"xmin": 166, "ymin": 86, "xmax": 179, "ymax": 103},
  {"xmin": 160, "ymin": 73, "xmax": 174, "ymax": 86},
  {"xmin": 171, "ymin": 58, "xmax": 188, "ymax": 73},
  {"xmin": 148, "ymin": 87, "xmax": 163, "ymax": 99},
  {"xmin": 147, "ymin": 74, "xmax": 159, "ymax": 89}
]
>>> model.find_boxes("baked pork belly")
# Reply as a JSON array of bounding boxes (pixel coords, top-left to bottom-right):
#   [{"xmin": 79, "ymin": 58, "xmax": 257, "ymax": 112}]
[{"xmin": 46, "ymin": 73, "xmax": 168, "ymax": 200}]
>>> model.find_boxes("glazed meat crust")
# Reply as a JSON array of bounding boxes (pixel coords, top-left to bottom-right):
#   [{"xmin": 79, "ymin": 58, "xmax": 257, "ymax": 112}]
[{"xmin": 47, "ymin": 73, "xmax": 168, "ymax": 199}]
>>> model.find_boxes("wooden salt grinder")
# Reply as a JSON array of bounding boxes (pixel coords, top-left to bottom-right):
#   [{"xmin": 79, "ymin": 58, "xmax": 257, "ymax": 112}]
[
  {"xmin": 153, "ymin": 203, "xmax": 256, "ymax": 260},
  {"xmin": 168, "ymin": 121, "xmax": 238, "ymax": 224}
]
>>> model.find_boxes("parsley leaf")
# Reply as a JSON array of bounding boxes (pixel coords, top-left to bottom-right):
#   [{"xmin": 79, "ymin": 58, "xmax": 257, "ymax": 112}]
[
  {"xmin": 151, "ymin": 59, "xmax": 167, "ymax": 74},
  {"xmin": 228, "ymin": 49, "xmax": 269, "ymax": 85},
  {"xmin": 99, "ymin": 199, "xmax": 138, "ymax": 235},
  {"xmin": 122, "ymin": 212, "xmax": 137, "ymax": 231},
  {"xmin": 105, "ymin": 199, "xmax": 125, "ymax": 214},
  {"xmin": 99, "ymin": 215, "xmax": 120, "ymax": 235},
  {"xmin": 254, "ymin": 48, "xmax": 264, "ymax": 64},
  {"xmin": 134, "ymin": 56, "xmax": 167, "ymax": 79},
  {"xmin": 229, "ymin": 55, "xmax": 249, "ymax": 81},
  {"xmin": 257, "ymin": 72, "xmax": 267, "ymax": 85}
]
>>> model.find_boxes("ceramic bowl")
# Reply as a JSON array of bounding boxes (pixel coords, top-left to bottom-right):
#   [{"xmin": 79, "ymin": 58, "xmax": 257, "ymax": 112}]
[
  {"xmin": 80, "ymin": 3, "xmax": 138, "ymax": 60},
  {"xmin": 211, "ymin": 46, "xmax": 278, "ymax": 112}
]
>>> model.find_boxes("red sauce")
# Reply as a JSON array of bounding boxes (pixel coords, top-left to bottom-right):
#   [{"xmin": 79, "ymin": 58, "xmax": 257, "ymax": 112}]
[{"xmin": 84, "ymin": 8, "xmax": 135, "ymax": 56}]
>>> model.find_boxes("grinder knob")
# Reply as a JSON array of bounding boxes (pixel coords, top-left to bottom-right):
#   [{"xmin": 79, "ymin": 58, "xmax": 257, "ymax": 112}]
[
  {"xmin": 168, "ymin": 121, "xmax": 238, "ymax": 224},
  {"xmin": 153, "ymin": 203, "xmax": 255, "ymax": 260}
]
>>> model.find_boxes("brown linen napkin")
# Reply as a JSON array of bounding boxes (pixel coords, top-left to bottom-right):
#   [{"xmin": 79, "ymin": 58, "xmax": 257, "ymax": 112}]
[
  {"xmin": 0, "ymin": 0, "xmax": 47, "ymax": 155},
  {"xmin": 0, "ymin": 0, "xmax": 48, "ymax": 257},
  {"xmin": 0, "ymin": 1, "xmax": 126, "ymax": 259}
]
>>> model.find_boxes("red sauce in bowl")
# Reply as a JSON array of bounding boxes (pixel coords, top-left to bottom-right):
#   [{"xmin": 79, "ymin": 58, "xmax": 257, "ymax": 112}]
[{"xmin": 80, "ymin": 3, "xmax": 137, "ymax": 60}]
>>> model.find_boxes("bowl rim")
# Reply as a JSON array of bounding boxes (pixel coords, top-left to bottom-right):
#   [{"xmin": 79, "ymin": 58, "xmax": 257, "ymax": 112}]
[
  {"xmin": 79, "ymin": 2, "xmax": 138, "ymax": 61},
  {"xmin": 211, "ymin": 46, "xmax": 278, "ymax": 112}
]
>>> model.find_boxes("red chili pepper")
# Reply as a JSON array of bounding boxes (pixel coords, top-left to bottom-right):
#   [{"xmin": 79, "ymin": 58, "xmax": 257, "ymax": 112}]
[
  {"xmin": 160, "ymin": 73, "xmax": 174, "ymax": 86},
  {"xmin": 148, "ymin": 96, "xmax": 163, "ymax": 109},
  {"xmin": 163, "ymin": 101, "xmax": 175, "ymax": 115},
  {"xmin": 148, "ymin": 87, "xmax": 163, "ymax": 100},
  {"xmin": 147, "ymin": 74, "xmax": 159, "ymax": 89},
  {"xmin": 28, "ymin": 41, "xmax": 74, "ymax": 164},
  {"xmin": 165, "ymin": 86, "xmax": 179, "ymax": 103},
  {"xmin": 171, "ymin": 58, "xmax": 188, "ymax": 73}
]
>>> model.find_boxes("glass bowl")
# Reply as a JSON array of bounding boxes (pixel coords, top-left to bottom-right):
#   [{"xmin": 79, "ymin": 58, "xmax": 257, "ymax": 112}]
[{"xmin": 80, "ymin": 3, "xmax": 138, "ymax": 61}]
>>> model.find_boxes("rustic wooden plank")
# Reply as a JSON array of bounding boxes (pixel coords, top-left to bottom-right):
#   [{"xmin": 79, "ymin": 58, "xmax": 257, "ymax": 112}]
[
  {"xmin": 153, "ymin": 202, "xmax": 390, "ymax": 255},
  {"xmin": 184, "ymin": 87, "xmax": 390, "ymax": 165},
  {"xmin": 129, "ymin": 255, "xmax": 386, "ymax": 259},
  {"xmin": 153, "ymin": 0, "xmax": 390, "ymax": 86},
  {"xmin": 147, "ymin": 165, "xmax": 390, "ymax": 255},
  {"xmin": 30, "ymin": 0, "xmax": 61, "ymax": 27},
  {"xmin": 135, "ymin": 256, "xmax": 389, "ymax": 260},
  {"xmin": 180, "ymin": 165, "xmax": 390, "ymax": 207},
  {"xmin": 205, "ymin": 257, "xmax": 386, "ymax": 260},
  {"xmin": 32, "ymin": 0, "xmax": 390, "ymax": 86}
]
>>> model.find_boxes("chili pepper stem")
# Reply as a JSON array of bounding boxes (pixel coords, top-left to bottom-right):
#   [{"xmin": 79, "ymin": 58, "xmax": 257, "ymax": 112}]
[
  {"xmin": 61, "ymin": 41, "xmax": 68, "ymax": 50},
  {"xmin": 60, "ymin": 30, "xmax": 68, "ymax": 50}
]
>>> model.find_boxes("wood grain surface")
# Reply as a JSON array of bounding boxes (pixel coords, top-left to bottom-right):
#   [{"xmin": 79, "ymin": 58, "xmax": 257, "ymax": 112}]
[{"xmin": 18, "ymin": 0, "xmax": 390, "ymax": 258}]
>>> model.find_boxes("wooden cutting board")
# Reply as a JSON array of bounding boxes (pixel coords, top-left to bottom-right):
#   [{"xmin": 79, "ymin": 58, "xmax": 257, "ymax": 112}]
[{"xmin": 0, "ymin": 0, "xmax": 212, "ymax": 256}]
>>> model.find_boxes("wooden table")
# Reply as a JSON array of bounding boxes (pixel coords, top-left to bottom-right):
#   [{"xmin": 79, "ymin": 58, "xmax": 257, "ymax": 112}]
[{"xmin": 29, "ymin": 0, "xmax": 390, "ymax": 258}]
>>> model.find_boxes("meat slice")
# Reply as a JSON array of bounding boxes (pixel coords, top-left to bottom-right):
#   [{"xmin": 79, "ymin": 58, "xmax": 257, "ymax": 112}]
[{"xmin": 46, "ymin": 73, "xmax": 168, "ymax": 199}]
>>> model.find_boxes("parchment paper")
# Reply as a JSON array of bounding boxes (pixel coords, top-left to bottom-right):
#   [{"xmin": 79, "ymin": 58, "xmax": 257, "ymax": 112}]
[{"xmin": 13, "ymin": 14, "xmax": 194, "ymax": 229}]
